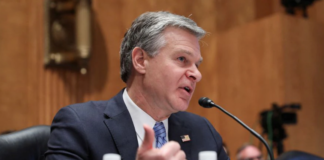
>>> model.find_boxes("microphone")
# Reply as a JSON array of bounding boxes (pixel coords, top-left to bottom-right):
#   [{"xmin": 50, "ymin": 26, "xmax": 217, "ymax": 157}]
[{"xmin": 199, "ymin": 97, "xmax": 274, "ymax": 160}]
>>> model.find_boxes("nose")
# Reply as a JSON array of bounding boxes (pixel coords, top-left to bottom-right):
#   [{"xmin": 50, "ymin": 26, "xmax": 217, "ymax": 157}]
[{"xmin": 186, "ymin": 65, "xmax": 202, "ymax": 82}]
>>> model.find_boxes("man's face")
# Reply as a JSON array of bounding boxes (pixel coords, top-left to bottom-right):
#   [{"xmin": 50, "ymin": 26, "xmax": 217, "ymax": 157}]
[{"xmin": 143, "ymin": 27, "xmax": 202, "ymax": 116}]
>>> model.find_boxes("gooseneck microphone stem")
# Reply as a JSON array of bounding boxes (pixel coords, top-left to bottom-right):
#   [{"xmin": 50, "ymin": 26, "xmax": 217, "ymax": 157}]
[
  {"xmin": 213, "ymin": 103, "xmax": 274, "ymax": 160},
  {"xmin": 199, "ymin": 97, "xmax": 274, "ymax": 160}
]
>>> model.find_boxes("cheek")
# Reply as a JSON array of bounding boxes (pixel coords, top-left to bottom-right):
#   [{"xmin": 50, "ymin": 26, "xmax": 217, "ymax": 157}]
[
  {"xmin": 147, "ymin": 61, "xmax": 185, "ymax": 88},
  {"xmin": 145, "ymin": 66, "xmax": 168, "ymax": 89},
  {"xmin": 155, "ymin": 65, "xmax": 173, "ymax": 80}
]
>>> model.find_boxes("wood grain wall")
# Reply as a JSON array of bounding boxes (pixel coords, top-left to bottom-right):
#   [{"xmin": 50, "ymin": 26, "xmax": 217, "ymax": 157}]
[
  {"xmin": 214, "ymin": 13, "xmax": 324, "ymax": 158},
  {"xmin": 0, "ymin": 0, "xmax": 323, "ymax": 159}
]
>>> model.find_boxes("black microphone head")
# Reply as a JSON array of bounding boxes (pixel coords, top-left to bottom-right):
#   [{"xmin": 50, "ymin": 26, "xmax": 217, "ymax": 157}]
[{"xmin": 199, "ymin": 97, "xmax": 214, "ymax": 108}]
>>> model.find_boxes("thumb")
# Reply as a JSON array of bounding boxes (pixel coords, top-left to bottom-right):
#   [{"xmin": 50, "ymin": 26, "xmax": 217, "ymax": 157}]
[{"xmin": 138, "ymin": 124, "xmax": 155, "ymax": 153}]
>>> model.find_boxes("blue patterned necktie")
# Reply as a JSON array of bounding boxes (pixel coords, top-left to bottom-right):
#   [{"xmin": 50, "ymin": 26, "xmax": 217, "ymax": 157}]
[{"xmin": 153, "ymin": 122, "xmax": 167, "ymax": 148}]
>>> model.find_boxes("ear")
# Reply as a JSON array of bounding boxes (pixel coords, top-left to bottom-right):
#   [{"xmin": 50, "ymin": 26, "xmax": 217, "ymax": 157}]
[{"xmin": 132, "ymin": 47, "xmax": 146, "ymax": 74}]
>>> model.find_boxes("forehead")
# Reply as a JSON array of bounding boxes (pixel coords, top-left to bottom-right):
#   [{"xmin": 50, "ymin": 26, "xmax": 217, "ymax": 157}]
[
  {"xmin": 161, "ymin": 27, "xmax": 202, "ymax": 58},
  {"xmin": 241, "ymin": 146, "xmax": 262, "ymax": 156}
]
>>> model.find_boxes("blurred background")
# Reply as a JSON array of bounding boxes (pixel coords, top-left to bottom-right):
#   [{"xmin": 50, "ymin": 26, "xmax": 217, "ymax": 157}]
[{"xmin": 0, "ymin": 0, "xmax": 323, "ymax": 159}]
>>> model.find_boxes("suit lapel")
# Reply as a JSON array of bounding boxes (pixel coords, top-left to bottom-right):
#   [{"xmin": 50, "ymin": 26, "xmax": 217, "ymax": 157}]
[
  {"xmin": 169, "ymin": 113, "xmax": 192, "ymax": 160},
  {"xmin": 103, "ymin": 90, "xmax": 138, "ymax": 160}
]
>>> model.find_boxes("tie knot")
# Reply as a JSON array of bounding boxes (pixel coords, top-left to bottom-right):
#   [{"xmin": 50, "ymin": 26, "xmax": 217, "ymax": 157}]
[
  {"xmin": 153, "ymin": 122, "xmax": 165, "ymax": 137},
  {"xmin": 153, "ymin": 122, "xmax": 167, "ymax": 148}
]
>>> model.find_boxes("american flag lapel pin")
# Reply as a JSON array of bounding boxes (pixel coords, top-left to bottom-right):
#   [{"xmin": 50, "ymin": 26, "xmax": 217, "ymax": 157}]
[{"xmin": 180, "ymin": 135, "xmax": 190, "ymax": 142}]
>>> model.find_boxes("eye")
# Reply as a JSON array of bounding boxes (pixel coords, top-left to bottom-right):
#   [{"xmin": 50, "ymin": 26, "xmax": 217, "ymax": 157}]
[{"xmin": 177, "ymin": 56, "xmax": 186, "ymax": 62}]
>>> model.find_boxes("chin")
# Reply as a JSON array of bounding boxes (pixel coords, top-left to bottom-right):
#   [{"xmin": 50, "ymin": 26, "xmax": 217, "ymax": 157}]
[
  {"xmin": 170, "ymin": 97, "xmax": 190, "ymax": 112},
  {"xmin": 174, "ymin": 104, "xmax": 189, "ymax": 112}
]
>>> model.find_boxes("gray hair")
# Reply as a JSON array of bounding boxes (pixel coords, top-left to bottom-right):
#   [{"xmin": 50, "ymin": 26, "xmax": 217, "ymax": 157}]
[{"xmin": 120, "ymin": 11, "xmax": 206, "ymax": 83}]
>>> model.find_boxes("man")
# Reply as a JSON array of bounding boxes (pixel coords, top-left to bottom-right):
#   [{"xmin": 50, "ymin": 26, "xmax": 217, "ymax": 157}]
[
  {"xmin": 45, "ymin": 11, "xmax": 229, "ymax": 160},
  {"xmin": 236, "ymin": 144, "xmax": 263, "ymax": 160}
]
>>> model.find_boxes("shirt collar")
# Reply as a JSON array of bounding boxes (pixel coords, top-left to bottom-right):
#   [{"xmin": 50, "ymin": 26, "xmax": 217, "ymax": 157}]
[{"xmin": 123, "ymin": 89, "xmax": 169, "ymax": 146}]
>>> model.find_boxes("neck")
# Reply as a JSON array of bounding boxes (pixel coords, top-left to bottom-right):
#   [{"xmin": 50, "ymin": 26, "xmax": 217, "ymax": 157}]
[{"xmin": 126, "ymin": 80, "xmax": 171, "ymax": 122}]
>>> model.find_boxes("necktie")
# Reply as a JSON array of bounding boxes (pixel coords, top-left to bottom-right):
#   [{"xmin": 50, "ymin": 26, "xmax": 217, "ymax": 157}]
[{"xmin": 153, "ymin": 122, "xmax": 167, "ymax": 148}]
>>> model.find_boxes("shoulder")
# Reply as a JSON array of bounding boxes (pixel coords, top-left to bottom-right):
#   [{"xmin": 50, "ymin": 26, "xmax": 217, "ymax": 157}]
[
  {"xmin": 57, "ymin": 89, "xmax": 125, "ymax": 120},
  {"xmin": 65, "ymin": 100, "xmax": 109, "ymax": 115},
  {"xmin": 172, "ymin": 111, "xmax": 208, "ymax": 123},
  {"xmin": 51, "ymin": 100, "xmax": 109, "ymax": 126},
  {"xmin": 171, "ymin": 111, "xmax": 222, "ymax": 141},
  {"xmin": 170, "ymin": 111, "xmax": 214, "ymax": 132}
]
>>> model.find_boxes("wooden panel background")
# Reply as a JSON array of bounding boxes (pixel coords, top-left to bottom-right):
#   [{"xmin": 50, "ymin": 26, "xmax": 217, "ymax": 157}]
[
  {"xmin": 0, "ymin": 0, "xmax": 323, "ymax": 159},
  {"xmin": 215, "ymin": 13, "xmax": 324, "ymax": 158}
]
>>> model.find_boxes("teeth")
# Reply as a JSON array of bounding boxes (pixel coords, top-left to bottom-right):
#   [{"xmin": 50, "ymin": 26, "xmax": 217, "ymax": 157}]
[{"xmin": 184, "ymin": 87, "xmax": 190, "ymax": 92}]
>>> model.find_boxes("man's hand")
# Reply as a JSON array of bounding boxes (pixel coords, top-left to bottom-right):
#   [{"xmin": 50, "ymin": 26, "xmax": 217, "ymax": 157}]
[{"xmin": 136, "ymin": 125, "xmax": 186, "ymax": 160}]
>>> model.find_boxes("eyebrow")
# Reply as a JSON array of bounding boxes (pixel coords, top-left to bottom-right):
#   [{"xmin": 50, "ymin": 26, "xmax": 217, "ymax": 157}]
[{"xmin": 177, "ymin": 49, "xmax": 203, "ymax": 64}]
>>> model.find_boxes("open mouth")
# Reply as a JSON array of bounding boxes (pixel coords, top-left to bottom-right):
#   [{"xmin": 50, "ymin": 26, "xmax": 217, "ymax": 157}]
[{"xmin": 183, "ymin": 86, "xmax": 191, "ymax": 93}]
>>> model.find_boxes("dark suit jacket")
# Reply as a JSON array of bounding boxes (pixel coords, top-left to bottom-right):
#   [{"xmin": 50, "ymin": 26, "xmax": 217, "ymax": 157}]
[{"xmin": 45, "ymin": 90, "xmax": 229, "ymax": 160}]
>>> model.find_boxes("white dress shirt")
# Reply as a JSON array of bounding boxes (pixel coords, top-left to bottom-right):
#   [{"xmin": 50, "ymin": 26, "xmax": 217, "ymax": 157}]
[{"xmin": 123, "ymin": 89, "xmax": 169, "ymax": 148}]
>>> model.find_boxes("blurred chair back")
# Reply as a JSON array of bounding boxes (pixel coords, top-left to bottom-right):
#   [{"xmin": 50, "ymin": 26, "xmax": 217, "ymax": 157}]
[
  {"xmin": 0, "ymin": 125, "xmax": 50, "ymax": 160},
  {"xmin": 277, "ymin": 150, "xmax": 324, "ymax": 160}
]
